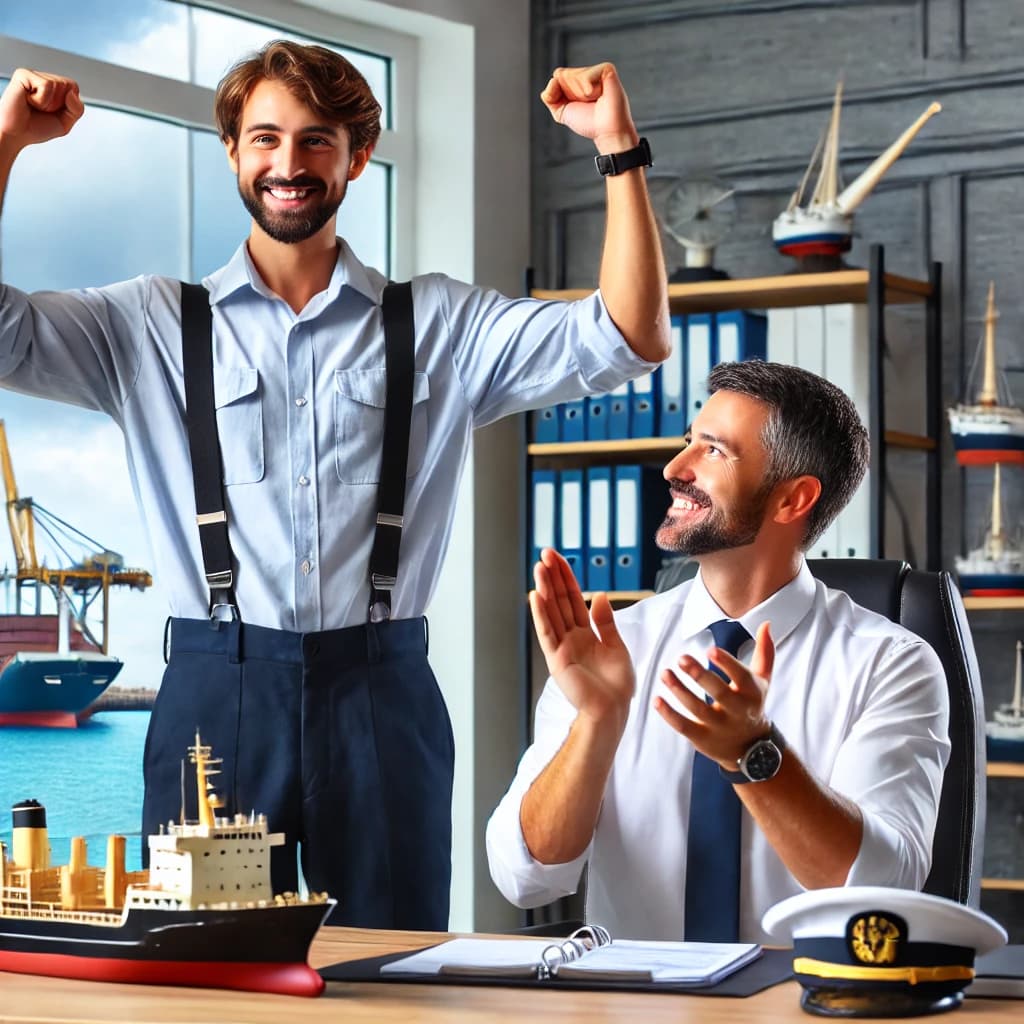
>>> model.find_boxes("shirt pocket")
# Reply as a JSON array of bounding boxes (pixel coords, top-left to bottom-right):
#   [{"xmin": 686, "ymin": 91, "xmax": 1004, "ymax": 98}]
[
  {"xmin": 334, "ymin": 368, "xmax": 430, "ymax": 485},
  {"xmin": 214, "ymin": 366, "xmax": 265, "ymax": 485}
]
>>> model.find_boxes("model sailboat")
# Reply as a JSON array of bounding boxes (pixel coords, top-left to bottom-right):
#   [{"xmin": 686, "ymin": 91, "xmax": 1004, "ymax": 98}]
[
  {"xmin": 955, "ymin": 463, "xmax": 1024, "ymax": 596},
  {"xmin": 986, "ymin": 641, "xmax": 1024, "ymax": 762},
  {"xmin": 772, "ymin": 83, "xmax": 941, "ymax": 268},
  {"xmin": 947, "ymin": 282, "xmax": 1024, "ymax": 464}
]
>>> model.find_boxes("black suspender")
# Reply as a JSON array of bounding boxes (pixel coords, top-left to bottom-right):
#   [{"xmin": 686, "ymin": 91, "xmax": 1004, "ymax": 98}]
[
  {"xmin": 179, "ymin": 280, "xmax": 416, "ymax": 624},
  {"xmin": 181, "ymin": 281, "xmax": 237, "ymax": 617},
  {"xmin": 369, "ymin": 281, "xmax": 416, "ymax": 622}
]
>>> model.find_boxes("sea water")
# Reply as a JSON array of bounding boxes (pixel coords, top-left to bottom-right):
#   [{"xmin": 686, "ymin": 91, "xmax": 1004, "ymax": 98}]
[{"xmin": 0, "ymin": 712, "xmax": 149, "ymax": 871}]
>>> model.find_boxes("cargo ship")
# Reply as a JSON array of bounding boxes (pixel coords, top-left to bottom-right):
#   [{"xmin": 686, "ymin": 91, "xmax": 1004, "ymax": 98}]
[
  {"xmin": 0, "ymin": 732, "xmax": 334, "ymax": 996},
  {"xmin": 1, "ymin": 420, "xmax": 151, "ymax": 726}
]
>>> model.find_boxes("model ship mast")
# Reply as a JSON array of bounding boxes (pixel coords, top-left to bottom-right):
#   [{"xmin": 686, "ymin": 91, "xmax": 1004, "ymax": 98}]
[
  {"xmin": 977, "ymin": 282, "xmax": 1000, "ymax": 407},
  {"xmin": 986, "ymin": 463, "xmax": 1006, "ymax": 561},
  {"xmin": 189, "ymin": 730, "xmax": 226, "ymax": 828}
]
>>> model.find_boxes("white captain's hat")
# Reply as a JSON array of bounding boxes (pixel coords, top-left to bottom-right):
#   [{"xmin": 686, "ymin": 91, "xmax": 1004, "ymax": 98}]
[{"xmin": 762, "ymin": 887, "xmax": 1007, "ymax": 1017}]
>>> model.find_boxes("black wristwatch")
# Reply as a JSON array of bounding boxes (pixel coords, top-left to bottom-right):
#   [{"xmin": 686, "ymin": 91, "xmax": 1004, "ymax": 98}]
[
  {"xmin": 720, "ymin": 723, "xmax": 786, "ymax": 784},
  {"xmin": 595, "ymin": 137, "xmax": 652, "ymax": 177}
]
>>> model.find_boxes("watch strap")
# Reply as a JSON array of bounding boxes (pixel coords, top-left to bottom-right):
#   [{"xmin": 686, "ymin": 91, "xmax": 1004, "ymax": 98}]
[
  {"xmin": 595, "ymin": 137, "xmax": 652, "ymax": 177},
  {"xmin": 719, "ymin": 722, "xmax": 786, "ymax": 784}
]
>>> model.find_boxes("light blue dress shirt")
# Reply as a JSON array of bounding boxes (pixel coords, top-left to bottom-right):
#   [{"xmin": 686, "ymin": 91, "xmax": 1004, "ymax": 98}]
[{"xmin": 0, "ymin": 240, "xmax": 656, "ymax": 631}]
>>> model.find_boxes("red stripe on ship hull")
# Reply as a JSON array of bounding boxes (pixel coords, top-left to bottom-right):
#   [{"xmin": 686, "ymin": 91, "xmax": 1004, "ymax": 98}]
[
  {"xmin": 0, "ymin": 950, "xmax": 325, "ymax": 997},
  {"xmin": 0, "ymin": 711, "xmax": 78, "ymax": 728},
  {"xmin": 955, "ymin": 450, "xmax": 1024, "ymax": 466},
  {"xmin": 961, "ymin": 589, "xmax": 1024, "ymax": 598}
]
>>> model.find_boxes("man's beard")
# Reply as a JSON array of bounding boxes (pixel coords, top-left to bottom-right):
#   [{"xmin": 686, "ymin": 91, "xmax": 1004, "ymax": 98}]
[
  {"xmin": 655, "ymin": 478, "xmax": 771, "ymax": 556},
  {"xmin": 238, "ymin": 174, "xmax": 343, "ymax": 244}
]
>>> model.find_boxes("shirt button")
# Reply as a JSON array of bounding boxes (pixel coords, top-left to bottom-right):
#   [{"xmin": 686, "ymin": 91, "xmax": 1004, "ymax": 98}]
[
  {"xmin": 295, "ymin": 396, "xmax": 307, "ymax": 407},
  {"xmin": 301, "ymin": 559, "xmax": 312, "ymax": 576},
  {"xmin": 298, "ymin": 475, "xmax": 310, "ymax": 487}
]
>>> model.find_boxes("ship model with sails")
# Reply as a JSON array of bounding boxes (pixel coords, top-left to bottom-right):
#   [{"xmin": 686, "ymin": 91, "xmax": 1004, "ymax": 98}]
[
  {"xmin": 986, "ymin": 641, "xmax": 1024, "ymax": 763},
  {"xmin": 947, "ymin": 282, "xmax": 1024, "ymax": 464},
  {"xmin": 0, "ymin": 420, "xmax": 151, "ymax": 726},
  {"xmin": 955, "ymin": 463, "xmax": 1024, "ymax": 596},
  {"xmin": 0, "ymin": 732, "xmax": 334, "ymax": 996},
  {"xmin": 772, "ymin": 82, "xmax": 941, "ymax": 268}
]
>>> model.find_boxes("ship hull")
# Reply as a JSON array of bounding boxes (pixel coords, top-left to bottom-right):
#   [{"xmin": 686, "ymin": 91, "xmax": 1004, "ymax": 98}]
[
  {"xmin": 948, "ymin": 419, "xmax": 1024, "ymax": 466},
  {"xmin": 0, "ymin": 901, "xmax": 333, "ymax": 996},
  {"xmin": 955, "ymin": 573, "xmax": 1024, "ymax": 596}
]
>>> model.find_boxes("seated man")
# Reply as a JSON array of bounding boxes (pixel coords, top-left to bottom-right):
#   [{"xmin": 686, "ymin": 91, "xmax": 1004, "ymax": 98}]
[{"xmin": 487, "ymin": 360, "xmax": 949, "ymax": 943}]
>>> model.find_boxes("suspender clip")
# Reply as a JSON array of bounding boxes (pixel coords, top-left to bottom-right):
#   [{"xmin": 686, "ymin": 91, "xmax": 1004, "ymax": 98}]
[
  {"xmin": 371, "ymin": 573, "xmax": 397, "ymax": 591},
  {"xmin": 376, "ymin": 512, "xmax": 404, "ymax": 529},
  {"xmin": 205, "ymin": 569, "xmax": 234, "ymax": 589}
]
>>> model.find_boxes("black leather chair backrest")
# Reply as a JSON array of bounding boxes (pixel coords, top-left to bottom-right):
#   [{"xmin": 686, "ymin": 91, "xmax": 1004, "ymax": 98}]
[{"xmin": 653, "ymin": 557, "xmax": 986, "ymax": 906}]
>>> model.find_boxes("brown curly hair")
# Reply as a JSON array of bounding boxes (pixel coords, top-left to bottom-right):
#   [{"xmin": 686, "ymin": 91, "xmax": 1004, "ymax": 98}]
[{"xmin": 215, "ymin": 39, "xmax": 382, "ymax": 153}]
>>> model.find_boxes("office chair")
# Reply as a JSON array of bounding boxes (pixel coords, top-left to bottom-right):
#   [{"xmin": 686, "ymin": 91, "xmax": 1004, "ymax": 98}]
[{"xmin": 653, "ymin": 556, "xmax": 987, "ymax": 907}]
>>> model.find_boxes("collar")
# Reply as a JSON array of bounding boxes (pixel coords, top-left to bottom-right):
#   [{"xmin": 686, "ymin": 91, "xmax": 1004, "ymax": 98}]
[
  {"xmin": 678, "ymin": 559, "xmax": 817, "ymax": 648},
  {"xmin": 203, "ymin": 237, "xmax": 383, "ymax": 308}
]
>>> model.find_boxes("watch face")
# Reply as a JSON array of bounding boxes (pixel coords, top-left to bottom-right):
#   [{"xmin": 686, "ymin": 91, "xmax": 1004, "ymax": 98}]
[{"xmin": 742, "ymin": 739, "xmax": 782, "ymax": 781}]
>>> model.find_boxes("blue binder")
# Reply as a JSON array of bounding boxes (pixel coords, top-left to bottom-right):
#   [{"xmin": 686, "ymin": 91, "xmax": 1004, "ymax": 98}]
[
  {"xmin": 585, "ymin": 466, "xmax": 614, "ymax": 592},
  {"xmin": 561, "ymin": 398, "xmax": 586, "ymax": 442},
  {"xmin": 629, "ymin": 371, "xmax": 659, "ymax": 438},
  {"xmin": 585, "ymin": 393, "xmax": 610, "ymax": 441},
  {"xmin": 612, "ymin": 464, "xmax": 667, "ymax": 591},
  {"xmin": 659, "ymin": 315, "xmax": 686, "ymax": 437},
  {"xmin": 608, "ymin": 382, "xmax": 631, "ymax": 439},
  {"xmin": 714, "ymin": 309, "xmax": 768, "ymax": 364},
  {"xmin": 558, "ymin": 469, "xmax": 586, "ymax": 587},
  {"xmin": 531, "ymin": 405, "xmax": 560, "ymax": 443},
  {"xmin": 685, "ymin": 312, "xmax": 715, "ymax": 425},
  {"xmin": 530, "ymin": 469, "xmax": 558, "ymax": 573}
]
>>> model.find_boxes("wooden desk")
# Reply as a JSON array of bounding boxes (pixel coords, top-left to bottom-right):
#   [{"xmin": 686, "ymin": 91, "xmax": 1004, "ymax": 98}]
[{"xmin": 0, "ymin": 927, "xmax": 1019, "ymax": 1023}]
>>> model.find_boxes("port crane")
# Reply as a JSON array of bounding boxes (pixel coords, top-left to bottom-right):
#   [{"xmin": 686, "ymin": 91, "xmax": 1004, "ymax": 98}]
[{"xmin": 0, "ymin": 419, "xmax": 152, "ymax": 654}]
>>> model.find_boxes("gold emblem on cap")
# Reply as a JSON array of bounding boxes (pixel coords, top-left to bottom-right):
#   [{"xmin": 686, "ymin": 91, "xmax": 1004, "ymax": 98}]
[{"xmin": 849, "ymin": 914, "xmax": 901, "ymax": 964}]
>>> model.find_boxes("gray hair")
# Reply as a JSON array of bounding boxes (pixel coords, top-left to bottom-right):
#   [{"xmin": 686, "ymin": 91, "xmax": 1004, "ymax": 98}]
[{"xmin": 706, "ymin": 360, "xmax": 870, "ymax": 549}]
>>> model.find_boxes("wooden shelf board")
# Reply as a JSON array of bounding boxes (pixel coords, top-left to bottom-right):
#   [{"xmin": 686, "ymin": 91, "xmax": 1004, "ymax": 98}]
[
  {"xmin": 583, "ymin": 590, "xmax": 654, "ymax": 605},
  {"xmin": 987, "ymin": 761, "xmax": 1024, "ymax": 778},
  {"xmin": 964, "ymin": 596, "xmax": 1024, "ymax": 610},
  {"xmin": 531, "ymin": 270, "xmax": 932, "ymax": 314},
  {"xmin": 981, "ymin": 877, "xmax": 1024, "ymax": 892}
]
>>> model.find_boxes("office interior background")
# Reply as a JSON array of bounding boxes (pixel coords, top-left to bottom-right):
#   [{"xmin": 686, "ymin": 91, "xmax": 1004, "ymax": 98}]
[{"xmin": 1, "ymin": 0, "xmax": 1022, "ymax": 938}]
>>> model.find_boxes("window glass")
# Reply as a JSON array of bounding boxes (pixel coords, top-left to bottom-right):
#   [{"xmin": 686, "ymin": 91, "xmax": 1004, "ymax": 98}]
[
  {"xmin": 339, "ymin": 161, "xmax": 391, "ymax": 274},
  {"xmin": 192, "ymin": 128, "xmax": 251, "ymax": 279}
]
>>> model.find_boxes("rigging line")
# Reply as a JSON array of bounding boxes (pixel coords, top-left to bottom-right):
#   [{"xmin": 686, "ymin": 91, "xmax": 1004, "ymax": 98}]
[
  {"xmin": 30, "ymin": 500, "xmax": 114, "ymax": 554},
  {"xmin": 29, "ymin": 516, "xmax": 78, "ymax": 567}
]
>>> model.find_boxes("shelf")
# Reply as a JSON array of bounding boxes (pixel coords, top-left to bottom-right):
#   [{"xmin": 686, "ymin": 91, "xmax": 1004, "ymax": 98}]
[
  {"xmin": 963, "ymin": 596, "xmax": 1024, "ymax": 611},
  {"xmin": 987, "ymin": 762, "xmax": 1024, "ymax": 778},
  {"xmin": 981, "ymin": 878, "xmax": 1024, "ymax": 892},
  {"xmin": 583, "ymin": 590, "xmax": 654, "ymax": 606},
  {"xmin": 531, "ymin": 269, "xmax": 933, "ymax": 315}
]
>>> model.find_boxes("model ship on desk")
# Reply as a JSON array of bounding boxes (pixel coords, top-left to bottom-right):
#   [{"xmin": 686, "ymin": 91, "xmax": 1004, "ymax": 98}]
[
  {"xmin": 986, "ymin": 641, "xmax": 1024, "ymax": 762},
  {"xmin": 955, "ymin": 464, "xmax": 1024, "ymax": 596},
  {"xmin": 772, "ymin": 82, "xmax": 941, "ymax": 270},
  {"xmin": 947, "ymin": 282, "xmax": 1024, "ymax": 465},
  {"xmin": 0, "ymin": 732, "xmax": 334, "ymax": 996}
]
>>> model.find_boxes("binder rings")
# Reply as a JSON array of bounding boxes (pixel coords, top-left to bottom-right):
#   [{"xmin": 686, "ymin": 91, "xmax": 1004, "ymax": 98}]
[
  {"xmin": 586, "ymin": 466, "xmax": 613, "ymax": 592},
  {"xmin": 685, "ymin": 313, "xmax": 714, "ymax": 424},
  {"xmin": 559, "ymin": 469, "xmax": 586, "ymax": 587},
  {"xmin": 613, "ymin": 464, "xmax": 667, "ymax": 591},
  {"xmin": 630, "ymin": 371, "xmax": 658, "ymax": 438},
  {"xmin": 530, "ymin": 470, "xmax": 557, "ymax": 570},
  {"xmin": 659, "ymin": 315, "xmax": 686, "ymax": 437},
  {"xmin": 585, "ymin": 393, "xmax": 610, "ymax": 441},
  {"xmin": 561, "ymin": 398, "xmax": 586, "ymax": 442},
  {"xmin": 714, "ymin": 310, "xmax": 767, "ymax": 364},
  {"xmin": 608, "ymin": 381, "xmax": 631, "ymax": 439}
]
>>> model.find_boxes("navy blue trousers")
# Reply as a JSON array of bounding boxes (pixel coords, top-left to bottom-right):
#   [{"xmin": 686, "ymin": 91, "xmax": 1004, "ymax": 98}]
[{"xmin": 141, "ymin": 616, "xmax": 454, "ymax": 930}]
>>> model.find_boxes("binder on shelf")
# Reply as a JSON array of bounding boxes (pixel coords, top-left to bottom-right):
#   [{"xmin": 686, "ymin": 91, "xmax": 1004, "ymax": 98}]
[
  {"xmin": 766, "ymin": 308, "xmax": 797, "ymax": 366},
  {"xmin": 659, "ymin": 315, "xmax": 686, "ymax": 437},
  {"xmin": 685, "ymin": 313, "xmax": 715, "ymax": 424},
  {"xmin": 630, "ymin": 371, "xmax": 658, "ymax": 438},
  {"xmin": 530, "ymin": 469, "xmax": 558, "ymax": 571},
  {"xmin": 559, "ymin": 468, "xmax": 586, "ymax": 587},
  {"xmin": 531, "ymin": 405, "xmax": 560, "ymax": 444},
  {"xmin": 586, "ymin": 467, "xmax": 614, "ymax": 592},
  {"xmin": 613, "ymin": 464, "xmax": 666, "ymax": 591},
  {"xmin": 585, "ymin": 394, "xmax": 610, "ymax": 441},
  {"xmin": 608, "ymin": 381, "xmax": 631, "ymax": 439},
  {"xmin": 714, "ymin": 310, "xmax": 768, "ymax": 364},
  {"xmin": 793, "ymin": 306, "xmax": 825, "ymax": 377},
  {"xmin": 561, "ymin": 398, "xmax": 586, "ymax": 443}
]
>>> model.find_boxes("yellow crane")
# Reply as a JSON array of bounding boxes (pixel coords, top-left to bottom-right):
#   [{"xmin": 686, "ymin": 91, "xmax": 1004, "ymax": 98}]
[{"xmin": 0, "ymin": 419, "xmax": 152, "ymax": 654}]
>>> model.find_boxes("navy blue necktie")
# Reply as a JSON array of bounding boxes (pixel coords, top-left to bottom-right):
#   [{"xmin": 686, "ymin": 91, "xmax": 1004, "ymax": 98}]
[{"xmin": 684, "ymin": 618, "xmax": 751, "ymax": 942}]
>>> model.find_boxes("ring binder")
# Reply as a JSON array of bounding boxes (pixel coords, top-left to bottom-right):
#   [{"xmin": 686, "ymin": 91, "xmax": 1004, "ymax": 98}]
[{"xmin": 539, "ymin": 924, "xmax": 612, "ymax": 978}]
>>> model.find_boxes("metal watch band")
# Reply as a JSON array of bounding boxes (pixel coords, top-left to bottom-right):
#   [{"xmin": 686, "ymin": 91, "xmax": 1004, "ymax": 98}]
[
  {"xmin": 719, "ymin": 722, "xmax": 786, "ymax": 784},
  {"xmin": 594, "ymin": 136, "xmax": 652, "ymax": 177}
]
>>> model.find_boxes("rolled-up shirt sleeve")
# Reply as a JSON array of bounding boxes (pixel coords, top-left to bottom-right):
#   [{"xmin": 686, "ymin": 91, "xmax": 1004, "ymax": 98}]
[
  {"xmin": 831, "ymin": 638, "xmax": 950, "ymax": 889},
  {"xmin": 486, "ymin": 679, "xmax": 592, "ymax": 908}
]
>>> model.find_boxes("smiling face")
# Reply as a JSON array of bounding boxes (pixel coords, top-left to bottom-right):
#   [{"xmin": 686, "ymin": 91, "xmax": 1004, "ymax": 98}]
[
  {"xmin": 656, "ymin": 389, "xmax": 775, "ymax": 557},
  {"xmin": 226, "ymin": 78, "xmax": 370, "ymax": 245}
]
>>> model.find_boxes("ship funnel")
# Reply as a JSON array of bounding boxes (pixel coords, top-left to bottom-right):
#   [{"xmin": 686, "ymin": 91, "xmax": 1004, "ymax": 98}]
[
  {"xmin": 12, "ymin": 799, "xmax": 50, "ymax": 870},
  {"xmin": 836, "ymin": 102, "xmax": 942, "ymax": 215}
]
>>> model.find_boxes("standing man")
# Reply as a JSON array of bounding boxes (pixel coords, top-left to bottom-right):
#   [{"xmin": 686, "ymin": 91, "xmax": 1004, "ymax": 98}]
[
  {"xmin": 0, "ymin": 41, "xmax": 669, "ymax": 929},
  {"xmin": 487, "ymin": 361, "xmax": 949, "ymax": 942}
]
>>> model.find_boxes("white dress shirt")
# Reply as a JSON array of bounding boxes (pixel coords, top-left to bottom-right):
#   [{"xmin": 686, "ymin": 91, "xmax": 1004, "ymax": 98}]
[
  {"xmin": 486, "ymin": 561, "xmax": 950, "ymax": 943},
  {"xmin": 0, "ymin": 240, "xmax": 655, "ymax": 630}
]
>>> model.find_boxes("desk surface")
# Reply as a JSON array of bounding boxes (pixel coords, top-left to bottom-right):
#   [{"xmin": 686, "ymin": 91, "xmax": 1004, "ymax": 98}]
[{"xmin": 1, "ymin": 927, "xmax": 1019, "ymax": 1023}]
